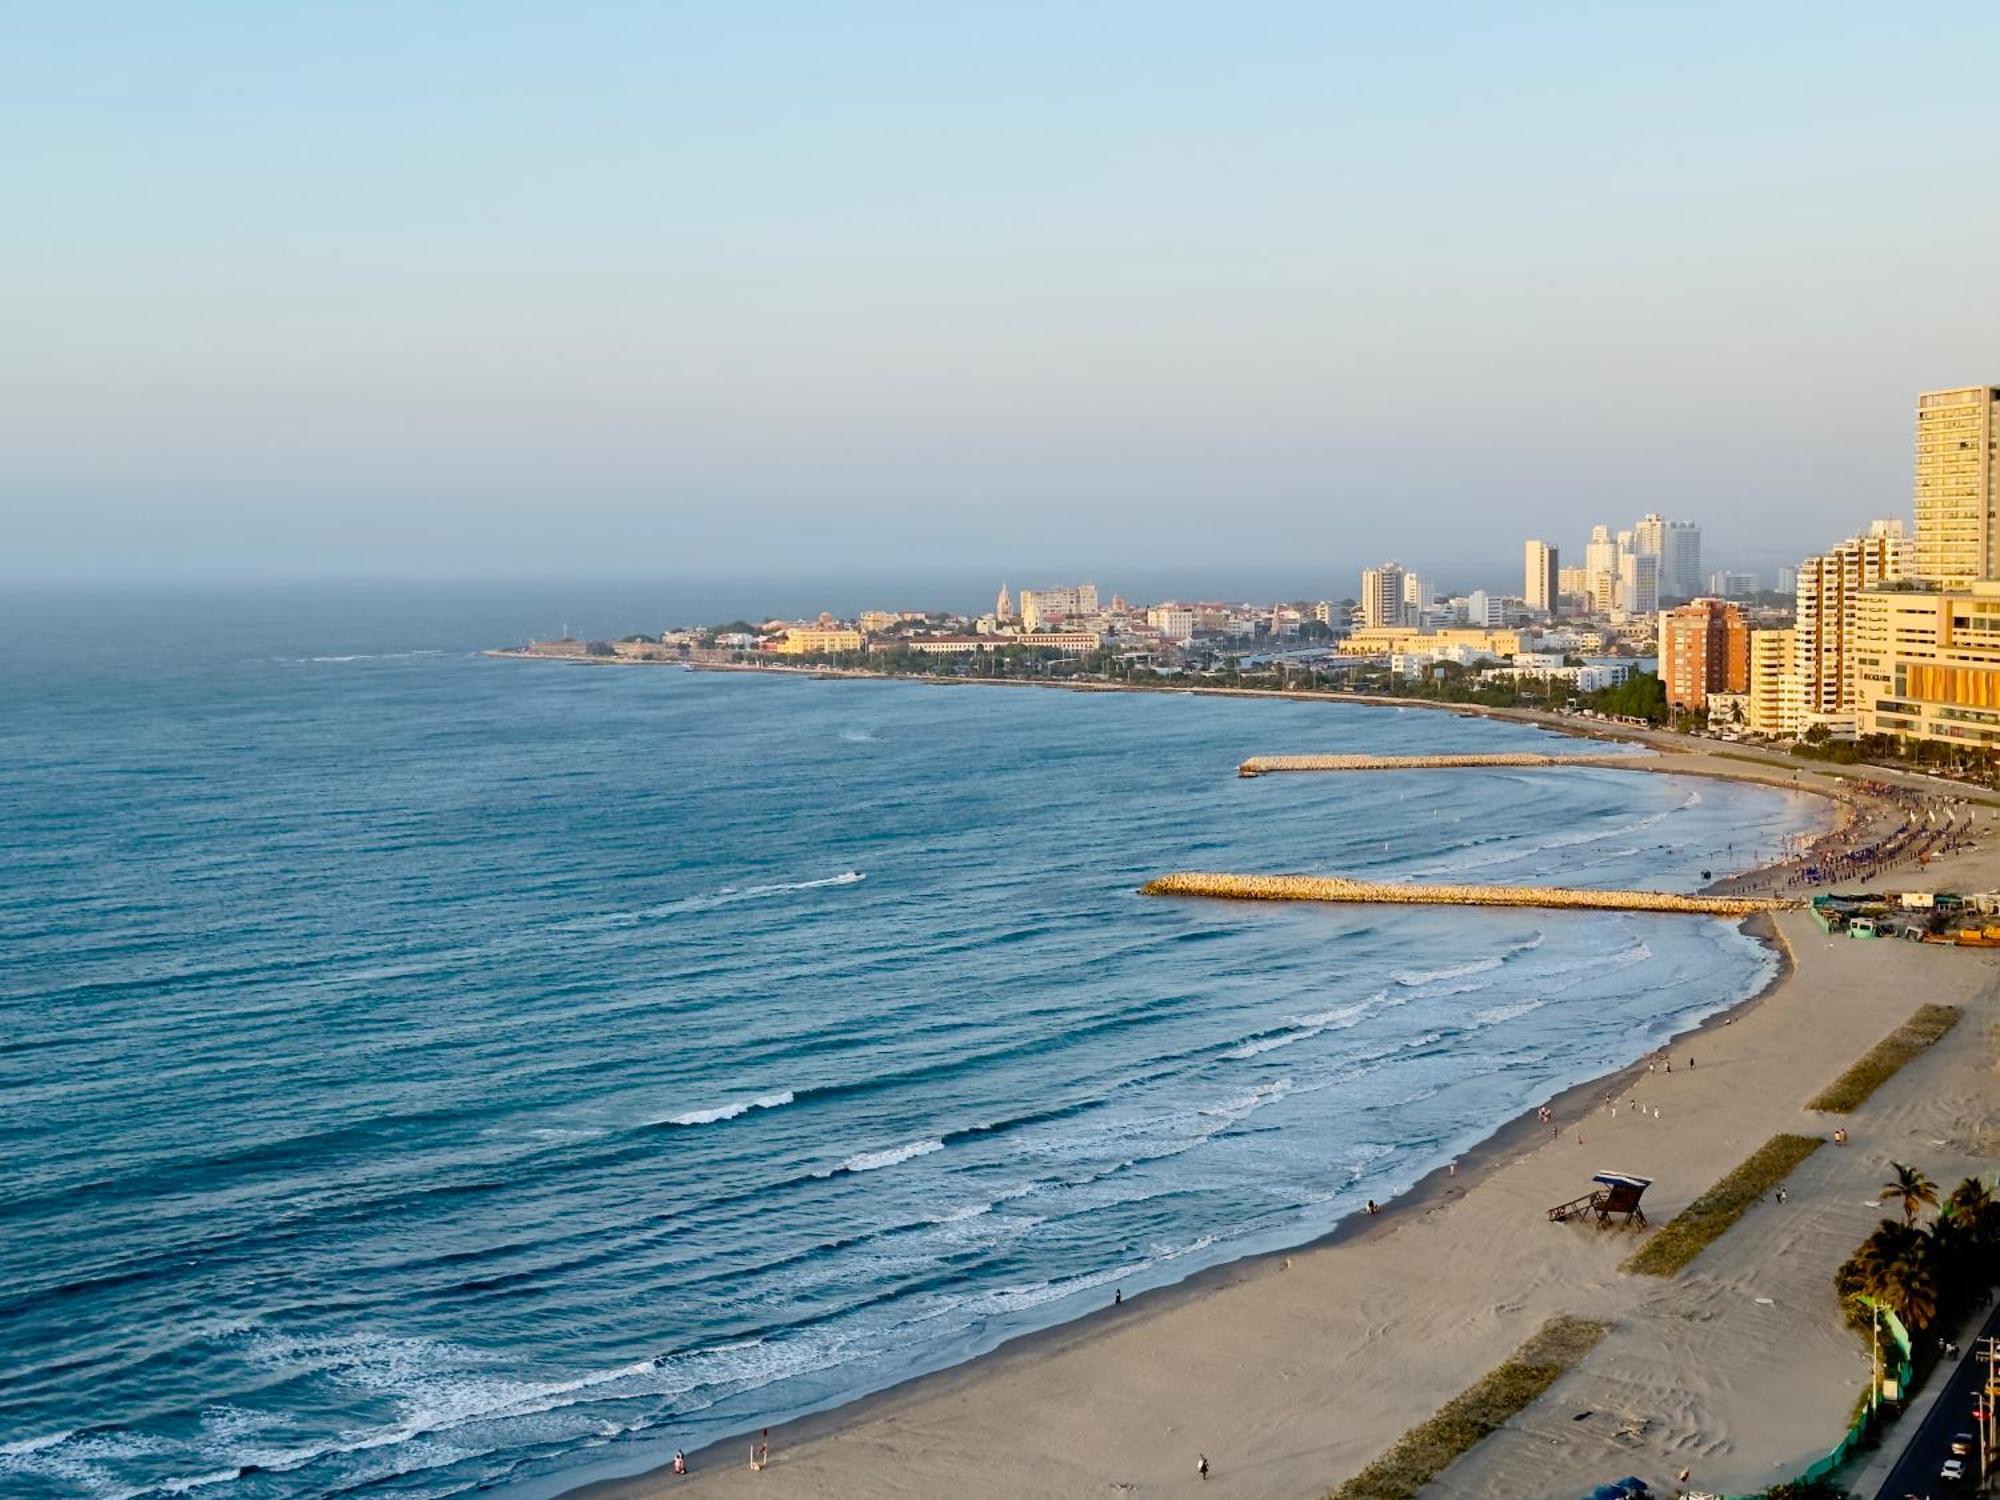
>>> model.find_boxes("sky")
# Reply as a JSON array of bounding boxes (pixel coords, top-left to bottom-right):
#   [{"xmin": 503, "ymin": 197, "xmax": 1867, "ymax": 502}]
[{"xmin": 5, "ymin": 2, "xmax": 1999, "ymax": 591}]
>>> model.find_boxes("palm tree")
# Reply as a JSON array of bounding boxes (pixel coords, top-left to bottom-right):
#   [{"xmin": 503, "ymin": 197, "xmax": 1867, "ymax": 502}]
[{"xmin": 1882, "ymin": 1162, "xmax": 1939, "ymax": 1227}]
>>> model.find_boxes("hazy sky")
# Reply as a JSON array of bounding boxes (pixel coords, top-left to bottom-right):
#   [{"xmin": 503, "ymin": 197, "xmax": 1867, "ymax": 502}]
[{"xmin": 6, "ymin": 3, "xmax": 1998, "ymax": 588}]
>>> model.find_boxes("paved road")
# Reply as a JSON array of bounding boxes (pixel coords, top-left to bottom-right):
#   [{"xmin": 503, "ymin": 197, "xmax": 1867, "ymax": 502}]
[{"xmin": 1876, "ymin": 1298, "xmax": 2000, "ymax": 1498}]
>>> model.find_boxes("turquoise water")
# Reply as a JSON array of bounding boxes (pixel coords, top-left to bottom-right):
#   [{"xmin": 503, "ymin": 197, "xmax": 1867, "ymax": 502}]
[{"xmin": 0, "ymin": 588, "xmax": 1821, "ymax": 1500}]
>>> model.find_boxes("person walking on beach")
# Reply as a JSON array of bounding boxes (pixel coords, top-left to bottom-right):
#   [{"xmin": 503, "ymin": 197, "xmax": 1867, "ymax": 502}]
[
  {"xmin": 1198, "ymin": 1454, "xmax": 1210, "ymax": 1480},
  {"xmin": 672, "ymin": 1450, "xmax": 687, "ymax": 1475}
]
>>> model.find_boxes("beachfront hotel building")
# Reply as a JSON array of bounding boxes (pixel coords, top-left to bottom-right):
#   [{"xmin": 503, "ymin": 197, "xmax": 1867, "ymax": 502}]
[
  {"xmin": 1659, "ymin": 599, "xmax": 1749, "ymax": 712},
  {"xmin": 1524, "ymin": 540, "xmax": 1559, "ymax": 614},
  {"xmin": 1747, "ymin": 628, "xmax": 1802, "ymax": 737},
  {"xmin": 1794, "ymin": 520, "xmax": 1912, "ymax": 716},
  {"xmin": 1359, "ymin": 563, "xmax": 1407, "ymax": 629},
  {"xmin": 1851, "ymin": 584, "xmax": 2000, "ymax": 747},
  {"xmin": 1913, "ymin": 386, "xmax": 2000, "ymax": 588}
]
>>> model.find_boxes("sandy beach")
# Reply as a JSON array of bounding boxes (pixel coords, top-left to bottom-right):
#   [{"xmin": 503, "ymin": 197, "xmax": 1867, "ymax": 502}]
[{"xmin": 558, "ymin": 700, "xmax": 2000, "ymax": 1500}]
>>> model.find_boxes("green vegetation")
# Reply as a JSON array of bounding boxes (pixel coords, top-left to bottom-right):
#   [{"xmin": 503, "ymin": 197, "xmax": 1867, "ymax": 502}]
[
  {"xmin": 1834, "ymin": 1173, "xmax": 2000, "ymax": 1337},
  {"xmin": 1585, "ymin": 669, "xmax": 1666, "ymax": 724},
  {"xmin": 1621, "ymin": 1134, "xmax": 1823, "ymax": 1277},
  {"xmin": 1325, "ymin": 1316, "xmax": 1609, "ymax": 1500},
  {"xmin": 1805, "ymin": 1004, "xmax": 1961, "ymax": 1113}
]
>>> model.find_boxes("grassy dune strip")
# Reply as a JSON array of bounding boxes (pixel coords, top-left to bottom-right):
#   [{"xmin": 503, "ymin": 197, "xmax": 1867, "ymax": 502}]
[
  {"xmin": 1621, "ymin": 1134, "xmax": 1823, "ymax": 1277},
  {"xmin": 1326, "ymin": 1316, "xmax": 1610, "ymax": 1500},
  {"xmin": 1141, "ymin": 871, "xmax": 1790, "ymax": 917},
  {"xmin": 1805, "ymin": 1003, "xmax": 1962, "ymax": 1113}
]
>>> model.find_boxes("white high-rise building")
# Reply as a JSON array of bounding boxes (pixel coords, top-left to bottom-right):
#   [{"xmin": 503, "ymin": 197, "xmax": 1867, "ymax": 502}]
[
  {"xmin": 1401, "ymin": 572, "xmax": 1431, "ymax": 626},
  {"xmin": 1616, "ymin": 551, "xmax": 1659, "ymax": 618},
  {"xmin": 1524, "ymin": 540, "xmax": 1559, "ymax": 615},
  {"xmin": 1463, "ymin": 590, "xmax": 1502, "ymax": 627},
  {"xmin": 1630, "ymin": 514, "xmax": 1702, "ymax": 599},
  {"xmin": 1795, "ymin": 520, "xmax": 1911, "ymax": 714},
  {"xmin": 1359, "ymin": 562, "xmax": 1407, "ymax": 630},
  {"xmin": 1584, "ymin": 525, "xmax": 1619, "ymax": 615}
]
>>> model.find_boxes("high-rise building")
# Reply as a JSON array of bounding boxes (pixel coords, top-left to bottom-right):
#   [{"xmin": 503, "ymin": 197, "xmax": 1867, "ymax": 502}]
[
  {"xmin": 1145, "ymin": 605, "xmax": 1195, "ymax": 642},
  {"xmin": 1630, "ymin": 514, "xmax": 1703, "ymax": 601},
  {"xmin": 1584, "ymin": 526, "xmax": 1619, "ymax": 615},
  {"xmin": 1708, "ymin": 571, "xmax": 1758, "ymax": 598},
  {"xmin": 1018, "ymin": 583, "xmax": 1099, "ymax": 631},
  {"xmin": 1795, "ymin": 521, "xmax": 1911, "ymax": 714},
  {"xmin": 1747, "ymin": 628, "xmax": 1801, "ymax": 737},
  {"xmin": 1913, "ymin": 386, "xmax": 2000, "ymax": 588},
  {"xmin": 1775, "ymin": 566, "xmax": 1798, "ymax": 594},
  {"xmin": 1524, "ymin": 540, "xmax": 1559, "ymax": 615},
  {"xmin": 1359, "ymin": 562, "xmax": 1407, "ymax": 630},
  {"xmin": 1401, "ymin": 572, "xmax": 1432, "ymax": 625},
  {"xmin": 1659, "ymin": 599, "xmax": 1750, "ymax": 711},
  {"xmin": 1616, "ymin": 552, "xmax": 1659, "ymax": 618},
  {"xmin": 1853, "ymin": 584, "xmax": 2000, "ymax": 746},
  {"xmin": 1462, "ymin": 590, "xmax": 1502, "ymax": 627}
]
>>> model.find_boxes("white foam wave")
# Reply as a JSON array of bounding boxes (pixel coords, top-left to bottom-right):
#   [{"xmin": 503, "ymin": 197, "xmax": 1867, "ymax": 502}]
[
  {"xmin": 1395, "ymin": 955, "xmax": 1503, "ymax": 988},
  {"xmin": 832, "ymin": 1138, "xmax": 943, "ymax": 1174},
  {"xmin": 1222, "ymin": 1003, "xmax": 1369, "ymax": 1059},
  {"xmin": 1472, "ymin": 1000, "xmax": 1543, "ymax": 1025},
  {"xmin": 566, "ymin": 872, "xmax": 865, "ymax": 928},
  {"xmin": 660, "ymin": 1090, "xmax": 795, "ymax": 1127}
]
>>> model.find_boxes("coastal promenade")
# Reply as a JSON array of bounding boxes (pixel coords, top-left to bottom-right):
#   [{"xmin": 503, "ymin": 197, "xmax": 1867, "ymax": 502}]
[{"xmin": 1141, "ymin": 871, "xmax": 1793, "ymax": 917}]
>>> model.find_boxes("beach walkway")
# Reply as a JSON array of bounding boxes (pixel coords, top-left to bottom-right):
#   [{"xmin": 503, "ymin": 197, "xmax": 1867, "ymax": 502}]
[{"xmin": 1141, "ymin": 871, "xmax": 1795, "ymax": 917}]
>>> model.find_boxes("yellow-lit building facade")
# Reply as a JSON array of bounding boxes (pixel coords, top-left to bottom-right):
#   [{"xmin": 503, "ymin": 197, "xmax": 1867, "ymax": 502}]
[
  {"xmin": 1914, "ymin": 386, "xmax": 2000, "ymax": 589},
  {"xmin": 1852, "ymin": 584, "xmax": 2000, "ymax": 746},
  {"xmin": 1338, "ymin": 627, "xmax": 1526, "ymax": 658},
  {"xmin": 777, "ymin": 627, "xmax": 865, "ymax": 655},
  {"xmin": 1747, "ymin": 628, "xmax": 1801, "ymax": 737}
]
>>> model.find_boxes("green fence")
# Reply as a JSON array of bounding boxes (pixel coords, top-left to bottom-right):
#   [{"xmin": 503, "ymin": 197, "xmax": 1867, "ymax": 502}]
[{"xmin": 1725, "ymin": 1305, "xmax": 1910, "ymax": 1498}]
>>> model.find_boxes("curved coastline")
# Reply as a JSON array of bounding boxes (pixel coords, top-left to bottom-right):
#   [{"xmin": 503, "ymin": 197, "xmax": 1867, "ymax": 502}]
[
  {"xmin": 533, "ymin": 679, "xmax": 1879, "ymax": 1500},
  {"xmin": 555, "ymin": 920, "xmax": 1803, "ymax": 1500}
]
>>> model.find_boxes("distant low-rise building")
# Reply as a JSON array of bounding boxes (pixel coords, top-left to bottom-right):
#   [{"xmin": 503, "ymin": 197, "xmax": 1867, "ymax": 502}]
[{"xmin": 778, "ymin": 627, "xmax": 864, "ymax": 655}]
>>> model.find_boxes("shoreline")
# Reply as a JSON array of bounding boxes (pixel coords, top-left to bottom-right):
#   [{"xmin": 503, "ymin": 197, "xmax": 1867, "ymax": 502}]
[
  {"xmin": 559, "ymin": 912, "xmax": 1801, "ymax": 1500},
  {"xmin": 519, "ymin": 669, "xmax": 1901, "ymax": 1500}
]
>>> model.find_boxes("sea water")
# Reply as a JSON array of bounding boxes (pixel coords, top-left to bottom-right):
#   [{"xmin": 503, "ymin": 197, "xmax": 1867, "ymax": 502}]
[{"xmin": 0, "ymin": 586, "xmax": 1824, "ymax": 1500}]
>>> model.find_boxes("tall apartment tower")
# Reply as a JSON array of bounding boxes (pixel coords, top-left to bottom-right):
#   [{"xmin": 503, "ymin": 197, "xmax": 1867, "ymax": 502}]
[
  {"xmin": 1584, "ymin": 526, "xmax": 1619, "ymax": 614},
  {"xmin": 1914, "ymin": 386, "xmax": 2000, "ymax": 587},
  {"xmin": 1617, "ymin": 552, "xmax": 1659, "ymax": 618},
  {"xmin": 1401, "ymin": 572, "xmax": 1432, "ymax": 626},
  {"xmin": 1794, "ymin": 520, "xmax": 1911, "ymax": 714},
  {"xmin": 1659, "ymin": 599, "xmax": 1750, "ymax": 711},
  {"xmin": 1359, "ymin": 562, "xmax": 1407, "ymax": 630},
  {"xmin": 1630, "ymin": 514, "xmax": 1702, "ymax": 600},
  {"xmin": 1524, "ymin": 540, "xmax": 1559, "ymax": 615}
]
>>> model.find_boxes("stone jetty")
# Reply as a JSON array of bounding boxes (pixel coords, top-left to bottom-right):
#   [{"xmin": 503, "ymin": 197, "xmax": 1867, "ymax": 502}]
[
  {"xmin": 1237, "ymin": 752, "xmax": 1666, "ymax": 777},
  {"xmin": 1140, "ymin": 872, "xmax": 1794, "ymax": 917}
]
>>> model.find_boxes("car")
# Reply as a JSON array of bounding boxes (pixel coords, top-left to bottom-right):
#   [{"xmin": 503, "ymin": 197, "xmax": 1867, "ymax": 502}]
[
  {"xmin": 1940, "ymin": 1456, "xmax": 1965, "ymax": 1483},
  {"xmin": 1950, "ymin": 1432, "xmax": 1974, "ymax": 1456}
]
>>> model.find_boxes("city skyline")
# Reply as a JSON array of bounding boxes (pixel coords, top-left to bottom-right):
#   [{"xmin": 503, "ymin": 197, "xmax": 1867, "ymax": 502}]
[{"xmin": 6, "ymin": 6, "xmax": 2000, "ymax": 582}]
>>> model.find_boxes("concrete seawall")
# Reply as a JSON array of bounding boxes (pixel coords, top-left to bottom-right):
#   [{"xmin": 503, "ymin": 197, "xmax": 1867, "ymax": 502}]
[
  {"xmin": 1141, "ymin": 872, "xmax": 1795, "ymax": 917},
  {"xmin": 1236, "ymin": 752, "xmax": 1671, "ymax": 777}
]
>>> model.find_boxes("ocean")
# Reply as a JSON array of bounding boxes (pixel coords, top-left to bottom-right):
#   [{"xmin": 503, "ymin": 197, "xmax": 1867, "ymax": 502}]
[{"xmin": 0, "ymin": 585, "xmax": 1824, "ymax": 1500}]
